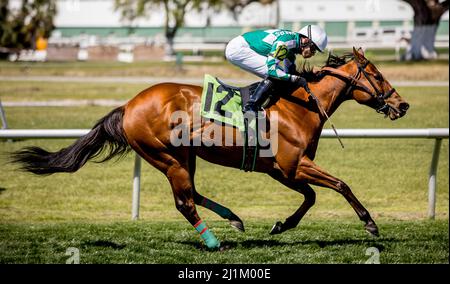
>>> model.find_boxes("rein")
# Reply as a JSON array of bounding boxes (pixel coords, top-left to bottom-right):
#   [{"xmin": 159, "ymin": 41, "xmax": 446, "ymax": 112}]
[{"xmin": 302, "ymin": 84, "xmax": 345, "ymax": 149}]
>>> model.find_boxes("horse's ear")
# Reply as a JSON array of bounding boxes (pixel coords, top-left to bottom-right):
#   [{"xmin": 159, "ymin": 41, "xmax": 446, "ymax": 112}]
[
  {"xmin": 353, "ymin": 47, "xmax": 366, "ymax": 62},
  {"xmin": 357, "ymin": 47, "xmax": 365, "ymax": 56}
]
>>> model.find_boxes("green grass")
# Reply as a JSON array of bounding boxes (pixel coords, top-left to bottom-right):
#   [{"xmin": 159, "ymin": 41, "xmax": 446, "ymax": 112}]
[
  {"xmin": 0, "ymin": 220, "xmax": 447, "ymax": 264},
  {"xmin": 0, "ymin": 57, "xmax": 448, "ymax": 81},
  {"xmin": 0, "ymin": 60, "xmax": 237, "ymax": 78},
  {"xmin": 0, "ymin": 81, "xmax": 148, "ymax": 102},
  {"xmin": 0, "ymin": 76, "xmax": 448, "ymax": 263}
]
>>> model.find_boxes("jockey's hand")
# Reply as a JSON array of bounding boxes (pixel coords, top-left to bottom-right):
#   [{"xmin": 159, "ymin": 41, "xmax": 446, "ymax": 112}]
[{"xmin": 290, "ymin": 75, "xmax": 308, "ymax": 89}]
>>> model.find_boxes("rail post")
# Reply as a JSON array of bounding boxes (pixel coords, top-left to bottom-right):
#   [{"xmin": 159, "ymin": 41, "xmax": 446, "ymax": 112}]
[
  {"xmin": 131, "ymin": 153, "xmax": 142, "ymax": 220},
  {"xmin": 0, "ymin": 99, "xmax": 8, "ymax": 129},
  {"xmin": 428, "ymin": 138, "xmax": 442, "ymax": 219}
]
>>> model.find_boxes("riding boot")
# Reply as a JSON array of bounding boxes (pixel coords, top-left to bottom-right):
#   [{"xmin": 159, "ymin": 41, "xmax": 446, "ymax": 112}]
[
  {"xmin": 243, "ymin": 78, "xmax": 273, "ymax": 113},
  {"xmin": 242, "ymin": 78, "xmax": 273, "ymax": 160}
]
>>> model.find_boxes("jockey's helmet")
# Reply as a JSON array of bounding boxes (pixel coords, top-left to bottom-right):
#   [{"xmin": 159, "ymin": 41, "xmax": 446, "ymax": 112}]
[{"xmin": 299, "ymin": 25, "xmax": 328, "ymax": 53}]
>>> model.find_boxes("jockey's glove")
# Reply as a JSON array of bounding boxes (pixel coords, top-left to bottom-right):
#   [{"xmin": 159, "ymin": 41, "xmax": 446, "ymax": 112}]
[{"xmin": 290, "ymin": 75, "xmax": 308, "ymax": 89}]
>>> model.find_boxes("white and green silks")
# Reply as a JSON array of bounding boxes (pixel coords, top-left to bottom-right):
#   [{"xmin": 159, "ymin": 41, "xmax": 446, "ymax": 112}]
[{"xmin": 225, "ymin": 29, "xmax": 300, "ymax": 81}]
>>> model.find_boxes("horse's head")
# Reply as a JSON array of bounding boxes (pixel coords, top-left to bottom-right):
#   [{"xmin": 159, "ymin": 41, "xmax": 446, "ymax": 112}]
[{"xmin": 349, "ymin": 47, "xmax": 409, "ymax": 120}]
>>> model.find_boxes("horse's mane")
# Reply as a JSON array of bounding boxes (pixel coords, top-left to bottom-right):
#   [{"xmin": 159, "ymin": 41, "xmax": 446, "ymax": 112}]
[
  {"xmin": 325, "ymin": 52, "xmax": 354, "ymax": 68},
  {"xmin": 297, "ymin": 52, "xmax": 355, "ymax": 82}
]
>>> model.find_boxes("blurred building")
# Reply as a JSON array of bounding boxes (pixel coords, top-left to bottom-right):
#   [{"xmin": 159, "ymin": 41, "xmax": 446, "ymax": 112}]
[
  {"xmin": 7, "ymin": 0, "xmax": 450, "ymax": 61},
  {"xmin": 51, "ymin": 1, "xmax": 449, "ymax": 41}
]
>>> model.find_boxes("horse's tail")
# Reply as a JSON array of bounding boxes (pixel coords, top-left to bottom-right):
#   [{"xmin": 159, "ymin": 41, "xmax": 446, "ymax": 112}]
[{"xmin": 11, "ymin": 106, "xmax": 130, "ymax": 175}]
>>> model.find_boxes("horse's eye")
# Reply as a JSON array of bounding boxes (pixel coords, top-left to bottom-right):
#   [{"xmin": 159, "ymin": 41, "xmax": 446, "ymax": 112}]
[{"xmin": 374, "ymin": 73, "xmax": 383, "ymax": 81}]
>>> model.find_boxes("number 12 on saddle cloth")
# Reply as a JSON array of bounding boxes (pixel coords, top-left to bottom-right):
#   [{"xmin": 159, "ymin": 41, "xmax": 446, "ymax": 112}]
[
  {"xmin": 200, "ymin": 74, "xmax": 269, "ymax": 171},
  {"xmin": 200, "ymin": 74, "xmax": 257, "ymax": 134}
]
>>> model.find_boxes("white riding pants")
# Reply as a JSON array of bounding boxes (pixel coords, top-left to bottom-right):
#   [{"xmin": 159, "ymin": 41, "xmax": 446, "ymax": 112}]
[{"xmin": 225, "ymin": 36, "xmax": 268, "ymax": 79}]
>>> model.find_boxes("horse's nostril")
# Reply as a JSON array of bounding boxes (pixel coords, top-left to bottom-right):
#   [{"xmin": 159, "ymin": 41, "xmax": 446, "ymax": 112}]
[{"xmin": 399, "ymin": 102, "xmax": 409, "ymax": 111}]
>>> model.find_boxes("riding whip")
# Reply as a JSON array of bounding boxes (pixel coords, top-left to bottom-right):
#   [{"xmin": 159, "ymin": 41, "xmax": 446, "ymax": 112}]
[{"xmin": 304, "ymin": 85, "xmax": 345, "ymax": 149}]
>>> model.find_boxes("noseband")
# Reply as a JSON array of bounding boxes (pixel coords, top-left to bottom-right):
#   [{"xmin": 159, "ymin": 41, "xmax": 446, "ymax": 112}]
[{"xmin": 321, "ymin": 60, "xmax": 396, "ymax": 114}]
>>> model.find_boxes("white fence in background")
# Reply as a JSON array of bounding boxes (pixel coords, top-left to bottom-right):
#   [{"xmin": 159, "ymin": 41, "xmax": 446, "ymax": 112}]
[{"xmin": 1, "ymin": 128, "xmax": 448, "ymax": 220}]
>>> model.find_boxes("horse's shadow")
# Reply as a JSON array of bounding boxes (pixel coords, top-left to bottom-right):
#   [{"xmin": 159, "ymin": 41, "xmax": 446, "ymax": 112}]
[
  {"xmin": 81, "ymin": 240, "xmax": 127, "ymax": 250},
  {"xmin": 180, "ymin": 237, "xmax": 393, "ymax": 251},
  {"xmin": 76, "ymin": 237, "xmax": 391, "ymax": 255}
]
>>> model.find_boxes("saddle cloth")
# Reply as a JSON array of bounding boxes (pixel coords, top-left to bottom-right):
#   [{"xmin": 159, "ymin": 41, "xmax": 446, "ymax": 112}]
[{"xmin": 200, "ymin": 74, "xmax": 259, "ymax": 132}]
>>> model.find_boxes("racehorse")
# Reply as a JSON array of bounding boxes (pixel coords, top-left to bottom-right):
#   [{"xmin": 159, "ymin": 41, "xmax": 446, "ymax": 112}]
[{"xmin": 12, "ymin": 48, "xmax": 409, "ymax": 250}]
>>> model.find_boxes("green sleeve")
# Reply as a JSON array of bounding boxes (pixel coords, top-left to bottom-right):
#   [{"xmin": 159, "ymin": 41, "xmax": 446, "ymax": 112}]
[{"xmin": 266, "ymin": 41, "xmax": 291, "ymax": 81}]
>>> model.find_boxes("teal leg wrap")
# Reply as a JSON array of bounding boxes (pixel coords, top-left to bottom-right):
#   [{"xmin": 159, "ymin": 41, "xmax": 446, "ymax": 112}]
[
  {"xmin": 200, "ymin": 229, "xmax": 220, "ymax": 249},
  {"xmin": 194, "ymin": 220, "xmax": 220, "ymax": 249}
]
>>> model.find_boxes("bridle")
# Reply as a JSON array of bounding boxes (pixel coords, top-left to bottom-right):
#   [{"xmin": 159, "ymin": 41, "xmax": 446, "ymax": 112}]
[
  {"xmin": 302, "ymin": 56, "xmax": 397, "ymax": 148},
  {"xmin": 321, "ymin": 59, "xmax": 396, "ymax": 115}
]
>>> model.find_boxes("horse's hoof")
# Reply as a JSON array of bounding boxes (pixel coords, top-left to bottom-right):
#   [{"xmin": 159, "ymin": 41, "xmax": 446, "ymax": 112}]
[
  {"xmin": 203, "ymin": 245, "xmax": 220, "ymax": 252},
  {"xmin": 365, "ymin": 222, "xmax": 379, "ymax": 237},
  {"xmin": 219, "ymin": 244, "xmax": 232, "ymax": 252},
  {"xmin": 269, "ymin": 221, "xmax": 284, "ymax": 235},
  {"xmin": 230, "ymin": 220, "xmax": 245, "ymax": 232}
]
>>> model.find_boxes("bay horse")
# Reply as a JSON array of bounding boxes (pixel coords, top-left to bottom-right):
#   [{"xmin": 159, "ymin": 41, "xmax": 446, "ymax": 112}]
[{"xmin": 12, "ymin": 48, "xmax": 409, "ymax": 250}]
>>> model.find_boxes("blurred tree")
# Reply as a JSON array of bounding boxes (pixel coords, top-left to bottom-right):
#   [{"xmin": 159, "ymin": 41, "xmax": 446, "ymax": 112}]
[
  {"xmin": 115, "ymin": 0, "xmax": 275, "ymax": 56},
  {"xmin": 219, "ymin": 0, "xmax": 274, "ymax": 15},
  {"xmin": 211, "ymin": 0, "xmax": 277, "ymax": 25},
  {"xmin": 0, "ymin": 0, "xmax": 56, "ymax": 53},
  {"xmin": 402, "ymin": 0, "xmax": 449, "ymax": 60}
]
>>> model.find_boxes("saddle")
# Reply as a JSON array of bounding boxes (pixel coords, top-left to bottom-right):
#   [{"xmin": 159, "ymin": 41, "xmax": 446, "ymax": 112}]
[
  {"xmin": 215, "ymin": 78, "xmax": 267, "ymax": 109},
  {"xmin": 200, "ymin": 74, "xmax": 276, "ymax": 172}
]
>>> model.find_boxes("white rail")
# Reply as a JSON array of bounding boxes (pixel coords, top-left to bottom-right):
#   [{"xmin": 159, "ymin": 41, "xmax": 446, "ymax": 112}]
[{"xmin": 1, "ymin": 128, "xmax": 448, "ymax": 219}]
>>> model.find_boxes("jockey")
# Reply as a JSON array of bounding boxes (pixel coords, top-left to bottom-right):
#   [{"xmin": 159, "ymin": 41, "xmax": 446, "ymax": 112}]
[{"xmin": 225, "ymin": 25, "xmax": 328, "ymax": 113}]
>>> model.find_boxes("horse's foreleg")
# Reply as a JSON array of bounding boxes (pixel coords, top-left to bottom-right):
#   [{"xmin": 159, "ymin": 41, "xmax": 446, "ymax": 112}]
[
  {"xmin": 268, "ymin": 171, "xmax": 316, "ymax": 235},
  {"xmin": 188, "ymin": 152, "xmax": 245, "ymax": 232},
  {"xmin": 270, "ymin": 184, "xmax": 316, "ymax": 235},
  {"xmin": 297, "ymin": 157, "xmax": 379, "ymax": 237}
]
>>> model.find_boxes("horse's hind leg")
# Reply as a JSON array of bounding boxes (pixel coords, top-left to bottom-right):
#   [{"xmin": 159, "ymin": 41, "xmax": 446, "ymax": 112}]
[
  {"xmin": 166, "ymin": 162, "xmax": 222, "ymax": 250},
  {"xmin": 130, "ymin": 141, "xmax": 221, "ymax": 250},
  {"xmin": 188, "ymin": 152, "xmax": 245, "ymax": 232},
  {"xmin": 297, "ymin": 157, "xmax": 379, "ymax": 237},
  {"xmin": 268, "ymin": 170, "xmax": 316, "ymax": 235}
]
